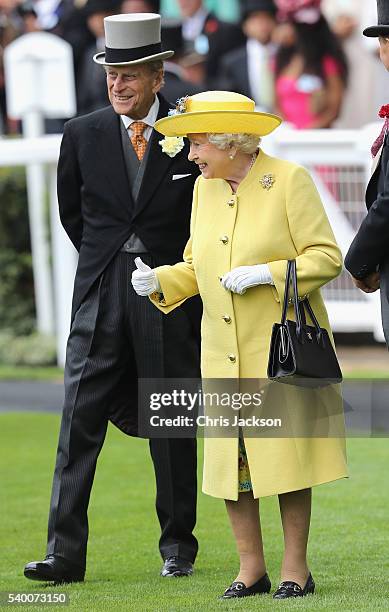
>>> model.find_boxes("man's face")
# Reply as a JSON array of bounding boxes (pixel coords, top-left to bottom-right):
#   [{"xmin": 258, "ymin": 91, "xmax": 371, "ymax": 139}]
[
  {"xmin": 379, "ymin": 37, "xmax": 389, "ymax": 71},
  {"xmin": 177, "ymin": 0, "xmax": 203, "ymax": 18},
  {"xmin": 106, "ymin": 64, "xmax": 163, "ymax": 119},
  {"xmin": 243, "ymin": 11, "xmax": 276, "ymax": 45},
  {"xmin": 120, "ymin": 0, "xmax": 155, "ymax": 12}
]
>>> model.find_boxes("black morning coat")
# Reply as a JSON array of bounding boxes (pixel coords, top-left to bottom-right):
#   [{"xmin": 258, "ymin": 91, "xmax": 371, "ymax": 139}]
[
  {"xmin": 345, "ymin": 135, "xmax": 389, "ymax": 301},
  {"xmin": 57, "ymin": 93, "xmax": 202, "ymax": 434}
]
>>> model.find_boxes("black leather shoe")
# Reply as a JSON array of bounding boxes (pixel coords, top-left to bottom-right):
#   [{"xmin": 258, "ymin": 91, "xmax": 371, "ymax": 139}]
[
  {"xmin": 160, "ymin": 556, "xmax": 193, "ymax": 577},
  {"xmin": 273, "ymin": 573, "xmax": 315, "ymax": 599},
  {"xmin": 24, "ymin": 555, "xmax": 85, "ymax": 584},
  {"xmin": 221, "ymin": 573, "xmax": 271, "ymax": 599}
]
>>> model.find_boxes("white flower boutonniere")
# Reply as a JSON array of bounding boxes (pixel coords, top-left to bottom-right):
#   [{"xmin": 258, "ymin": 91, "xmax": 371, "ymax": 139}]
[{"xmin": 159, "ymin": 136, "xmax": 185, "ymax": 158}]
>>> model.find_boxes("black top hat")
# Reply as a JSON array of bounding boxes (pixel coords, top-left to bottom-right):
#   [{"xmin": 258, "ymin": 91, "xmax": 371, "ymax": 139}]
[
  {"xmin": 364, "ymin": 0, "xmax": 389, "ymax": 37},
  {"xmin": 240, "ymin": 0, "xmax": 277, "ymax": 22},
  {"xmin": 161, "ymin": 20, "xmax": 184, "ymax": 56}
]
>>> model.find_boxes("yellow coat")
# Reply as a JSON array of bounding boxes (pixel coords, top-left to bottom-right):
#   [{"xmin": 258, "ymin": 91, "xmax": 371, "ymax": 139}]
[{"xmin": 150, "ymin": 150, "xmax": 347, "ymax": 500}]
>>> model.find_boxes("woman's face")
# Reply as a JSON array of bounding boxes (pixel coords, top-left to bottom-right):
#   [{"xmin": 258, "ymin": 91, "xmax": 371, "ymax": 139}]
[{"xmin": 187, "ymin": 133, "xmax": 232, "ymax": 179}]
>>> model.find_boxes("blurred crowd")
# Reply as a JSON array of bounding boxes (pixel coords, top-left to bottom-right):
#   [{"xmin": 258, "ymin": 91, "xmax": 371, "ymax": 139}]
[{"xmin": 0, "ymin": 0, "xmax": 387, "ymax": 133}]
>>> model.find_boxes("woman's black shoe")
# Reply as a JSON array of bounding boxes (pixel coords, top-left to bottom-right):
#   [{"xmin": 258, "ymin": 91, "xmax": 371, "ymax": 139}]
[
  {"xmin": 221, "ymin": 573, "xmax": 271, "ymax": 599},
  {"xmin": 272, "ymin": 572, "xmax": 315, "ymax": 599}
]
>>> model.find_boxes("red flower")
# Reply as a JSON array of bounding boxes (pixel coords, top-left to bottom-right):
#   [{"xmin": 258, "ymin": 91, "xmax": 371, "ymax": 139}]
[
  {"xmin": 379, "ymin": 104, "xmax": 389, "ymax": 118},
  {"xmin": 205, "ymin": 19, "xmax": 218, "ymax": 34}
]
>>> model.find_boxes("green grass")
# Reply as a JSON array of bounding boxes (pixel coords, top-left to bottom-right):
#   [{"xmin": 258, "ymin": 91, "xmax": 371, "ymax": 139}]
[
  {"xmin": 1, "ymin": 365, "xmax": 388, "ymax": 382},
  {"xmin": 1, "ymin": 413, "xmax": 388, "ymax": 611},
  {"xmin": 0, "ymin": 366, "xmax": 63, "ymax": 381},
  {"xmin": 343, "ymin": 371, "xmax": 389, "ymax": 379}
]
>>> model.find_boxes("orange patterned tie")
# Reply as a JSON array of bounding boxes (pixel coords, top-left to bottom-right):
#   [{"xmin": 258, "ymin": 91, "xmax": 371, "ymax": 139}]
[{"xmin": 130, "ymin": 121, "xmax": 148, "ymax": 161}]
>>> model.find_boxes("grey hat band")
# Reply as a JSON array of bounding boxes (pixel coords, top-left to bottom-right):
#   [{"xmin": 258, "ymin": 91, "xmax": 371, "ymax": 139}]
[{"xmin": 105, "ymin": 41, "xmax": 162, "ymax": 63}]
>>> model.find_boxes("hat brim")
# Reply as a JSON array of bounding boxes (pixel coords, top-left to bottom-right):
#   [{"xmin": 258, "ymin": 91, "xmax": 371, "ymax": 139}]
[
  {"xmin": 154, "ymin": 110, "xmax": 282, "ymax": 137},
  {"xmin": 93, "ymin": 50, "xmax": 174, "ymax": 66},
  {"xmin": 363, "ymin": 25, "xmax": 389, "ymax": 37}
]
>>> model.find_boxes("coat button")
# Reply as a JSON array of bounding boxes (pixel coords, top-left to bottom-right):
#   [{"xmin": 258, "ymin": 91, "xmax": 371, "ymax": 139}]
[
  {"xmin": 228, "ymin": 353, "xmax": 236, "ymax": 362},
  {"xmin": 220, "ymin": 235, "xmax": 229, "ymax": 244},
  {"xmin": 222, "ymin": 315, "xmax": 232, "ymax": 323},
  {"xmin": 227, "ymin": 198, "xmax": 235, "ymax": 207}
]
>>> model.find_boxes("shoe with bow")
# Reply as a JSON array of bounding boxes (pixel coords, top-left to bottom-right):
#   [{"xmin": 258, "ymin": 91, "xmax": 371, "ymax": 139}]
[
  {"xmin": 273, "ymin": 572, "xmax": 315, "ymax": 599},
  {"xmin": 221, "ymin": 573, "xmax": 271, "ymax": 599}
]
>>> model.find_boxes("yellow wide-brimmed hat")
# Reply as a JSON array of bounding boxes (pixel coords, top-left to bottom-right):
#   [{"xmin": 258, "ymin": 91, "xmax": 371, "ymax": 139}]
[{"xmin": 154, "ymin": 91, "xmax": 282, "ymax": 137}]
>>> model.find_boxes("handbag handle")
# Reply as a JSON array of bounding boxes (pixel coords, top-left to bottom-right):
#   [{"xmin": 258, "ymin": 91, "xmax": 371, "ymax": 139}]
[
  {"xmin": 280, "ymin": 260, "xmax": 292, "ymax": 325},
  {"xmin": 280, "ymin": 260, "xmax": 322, "ymax": 342}
]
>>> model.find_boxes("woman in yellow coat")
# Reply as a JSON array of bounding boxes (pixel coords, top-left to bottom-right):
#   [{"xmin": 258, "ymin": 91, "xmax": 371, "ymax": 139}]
[{"xmin": 132, "ymin": 91, "xmax": 347, "ymax": 600}]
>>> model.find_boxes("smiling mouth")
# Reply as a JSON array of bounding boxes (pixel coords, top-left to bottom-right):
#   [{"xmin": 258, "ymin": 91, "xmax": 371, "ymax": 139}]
[
  {"xmin": 114, "ymin": 95, "xmax": 133, "ymax": 101},
  {"xmin": 198, "ymin": 163, "xmax": 207, "ymax": 170}
]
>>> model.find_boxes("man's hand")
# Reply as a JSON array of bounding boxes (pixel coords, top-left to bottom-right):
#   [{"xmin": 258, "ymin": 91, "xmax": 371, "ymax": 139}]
[
  {"xmin": 131, "ymin": 257, "xmax": 161, "ymax": 296},
  {"xmin": 351, "ymin": 271, "xmax": 380, "ymax": 293}
]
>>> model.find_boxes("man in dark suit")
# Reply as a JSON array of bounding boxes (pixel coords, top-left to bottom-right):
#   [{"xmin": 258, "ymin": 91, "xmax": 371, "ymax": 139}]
[
  {"xmin": 345, "ymin": 0, "xmax": 389, "ymax": 346},
  {"xmin": 220, "ymin": 0, "xmax": 277, "ymax": 111},
  {"xmin": 161, "ymin": 20, "xmax": 202, "ymax": 102},
  {"xmin": 24, "ymin": 13, "xmax": 201, "ymax": 583},
  {"xmin": 176, "ymin": 0, "xmax": 245, "ymax": 85}
]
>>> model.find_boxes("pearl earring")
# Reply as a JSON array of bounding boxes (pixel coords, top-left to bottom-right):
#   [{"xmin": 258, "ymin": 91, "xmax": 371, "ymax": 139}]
[{"xmin": 229, "ymin": 154, "xmax": 234, "ymax": 160}]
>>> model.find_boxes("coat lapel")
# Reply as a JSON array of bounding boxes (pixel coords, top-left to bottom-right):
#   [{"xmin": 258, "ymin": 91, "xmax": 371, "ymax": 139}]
[
  {"xmin": 372, "ymin": 142, "xmax": 384, "ymax": 173},
  {"xmin": 366, "ymin": 139, "xmax": 387, "ymax": 209},
  {"xmin": 92, "ymin": 106, "xmax": 134, "ymax": 216},
  {"xmin": 132, "ymin": 95, "xmax": 176, "ymax": 219}
]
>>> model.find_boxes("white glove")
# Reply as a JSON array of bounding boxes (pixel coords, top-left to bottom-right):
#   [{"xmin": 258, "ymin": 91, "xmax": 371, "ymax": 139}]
[
  {"xmin": 221, "ymin": 264, "xmax": 274, "ymax": 295},
  {"xmin": 131, "ymin": 257, "xmax": 161, "ymax": 296}
]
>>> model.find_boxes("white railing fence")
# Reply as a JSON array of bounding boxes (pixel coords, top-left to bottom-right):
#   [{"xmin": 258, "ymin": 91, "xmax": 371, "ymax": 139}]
[
  {"xmin": 266, "ymin": 123, "xmax": 384, "ymax": 342},
  {"xmin": 0, "ymin": 135, "xmax": 77, "ymax": 365},
  {"xmin": 0, "ymin": 124, "xmax": 384, "ymax": 366}
]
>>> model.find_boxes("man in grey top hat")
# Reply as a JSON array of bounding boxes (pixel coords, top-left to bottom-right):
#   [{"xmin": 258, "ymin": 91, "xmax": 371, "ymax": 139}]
[
  {"xmin": 24, "ymin": 12, "xmax": 201, "ymax": 583},
  {"xmin": 345, "ymin": 0, "xmax": 389, "ymax": 347}
]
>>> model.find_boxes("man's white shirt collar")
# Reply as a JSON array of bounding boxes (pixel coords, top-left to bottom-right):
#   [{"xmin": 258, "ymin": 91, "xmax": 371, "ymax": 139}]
[
  {"xmin": 120, "ymin": 96, "xmax": 160, "ymax": 141},
  {"xmin": 182, "ymin": 7, "xmax": 208, "ymax": 40},
  {"xmin": 247, "ymin": 38, "xmax": 276, "ymax": 61}
]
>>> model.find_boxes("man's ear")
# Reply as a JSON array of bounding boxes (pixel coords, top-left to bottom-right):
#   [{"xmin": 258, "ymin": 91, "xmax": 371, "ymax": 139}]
[{"xmin": 153, "ymin": 69, "xmax": 165, "ymax": 93}]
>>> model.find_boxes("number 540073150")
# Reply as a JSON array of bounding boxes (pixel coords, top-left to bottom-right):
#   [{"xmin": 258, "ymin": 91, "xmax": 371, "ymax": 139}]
[{"xmin": 2, "ymin": 592, "xmax": 68, "ymax": 605}]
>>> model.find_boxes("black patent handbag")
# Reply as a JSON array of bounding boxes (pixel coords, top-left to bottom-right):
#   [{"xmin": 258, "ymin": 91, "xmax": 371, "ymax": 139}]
[{"xmin": 267, "ymin": 260, "xmax": 342, "ymax": 385}]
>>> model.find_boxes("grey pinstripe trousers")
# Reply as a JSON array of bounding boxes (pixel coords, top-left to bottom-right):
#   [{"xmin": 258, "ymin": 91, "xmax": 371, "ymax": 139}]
[{"xmin": 46, "ymin": 252, "xmax": 200, "ymax": 568}]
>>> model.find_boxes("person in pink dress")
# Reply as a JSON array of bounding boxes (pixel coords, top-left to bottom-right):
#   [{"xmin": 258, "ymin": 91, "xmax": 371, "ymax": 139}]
[{"xmin": 273, "ymin": 0, "xmax": 348, "ymax": 128}]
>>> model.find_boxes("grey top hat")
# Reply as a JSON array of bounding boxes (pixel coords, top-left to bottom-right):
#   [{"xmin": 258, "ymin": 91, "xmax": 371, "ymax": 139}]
[
  {"xmin": 364, "ymin": 0, "xmax": 389, "ymax": 37},
  {"xmin": 93, "ymin": 13, "xmax": 174, "ymax": 66}
]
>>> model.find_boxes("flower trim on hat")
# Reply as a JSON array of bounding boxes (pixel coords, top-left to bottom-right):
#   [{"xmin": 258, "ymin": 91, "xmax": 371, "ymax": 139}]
[{"xmin": 168, "ymin": 96, "xmax": 189, "ymax": 117}]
